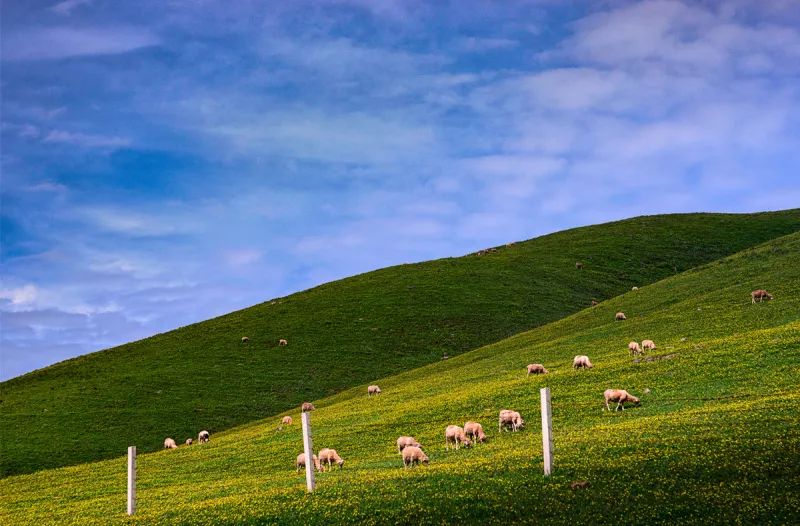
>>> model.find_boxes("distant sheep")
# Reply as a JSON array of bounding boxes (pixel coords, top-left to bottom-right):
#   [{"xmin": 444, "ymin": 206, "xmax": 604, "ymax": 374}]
[
  {"xmin": 402, "ymin": 446, "xmax": 429, "ymax": 468},
  {"xmin": 575, "ymin": 262, "xmax": 584, "ymax": 270},
  {"xmin": 367, "ymin": 385, "xmax": 382, "ymax": 397},
  {"xmin": 164, "ymin": 437, "xmax": 178, "ymax": 449},
  {"xmin": 573, "ymin": 355, "xmax": 593, "ymax": 369},
  {"xmin": 241, "ymin": 336, "xmax": 249, "ymax": 343},
  {"xmin": 604, "ymin": 389, "xmax": 641, "ymax": 411},
  {"xmin": 615, "ymin": 312, "xmax": 627, "ymax": 321},
  {"xmin": 185, "ymin": 438, "xmax": 193, "ymax": 446},
  {"xmin": 751, "ymin": 289, "xmax": 773, "ymax": 303},
  {"xmin": 464, "ymin": 421, "xmax": 487, "ymax": 443},
  {"xmin": 396, "ymin": 436, "xmax": 422, "ymax": 453},
  {"xmin": 498, "ymin": 409, "xmax": 524, "ymax": 432},
  {"xmin": 631, "ymin": 286, "xmax": 639, "ymax": 291},
  {"xmin": 279, "ymin": 339, "xmax": 288, "ymax": 346},
  {"xmin": 281, "ymin": 416, "xmax": 293, "ymax": 426},
  {"xmin": 591, "ymin": 299, "xmax": 599, "ymax": 307},
  {"xmin": 526, "ymin": 363, "xmax": 549, "ymax": 375},
  {"xmin": 296, "ymin": 453, "xmax": 321, "ymax": 472},
  {"xmin": 642, "ymin": 339, "xmax": 656, "ymax": 351},
  {"xmin": 445, "ymin": 425, "xmax": 472, "ymax": 449},
  {"xmin": 301, "ymin": 402, "xmax": 316, "ymax": 413},
  {"xmin": 628, "ymin": 341, "xmax": 643, "ymax": 356},
  {"xmin": 198, "ymin": 430, "xmax": 210, "ymax": 443},
  {"xmin": 319, "ymin": 448, "xmax": 345, "ymax": 470}
]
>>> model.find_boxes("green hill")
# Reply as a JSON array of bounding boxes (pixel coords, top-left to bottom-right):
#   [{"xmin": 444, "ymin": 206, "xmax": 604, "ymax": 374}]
[
  {"xmin": 2, "ymin": 210, "xmax": 800, "ymax": 478},
  {"xmin": 2, "ymin": 227, "xmax": 799, "ymax": 525}
]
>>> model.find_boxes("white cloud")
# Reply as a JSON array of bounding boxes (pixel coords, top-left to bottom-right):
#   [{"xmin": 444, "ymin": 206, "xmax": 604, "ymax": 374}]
[
  {"xmin": 0, "ymin": 285, "xmax": 39, "ymax": 306},
  {"xmin": 225, "ymin": 249, "xmax": 264, "ymax": 267},
  {"xmin": 50, "ymin": 0, "xmax": 92, "ymax": 16},
  {"xmin": 3, "ymin": 27, "xmax": 159, "ymax": 61},
  {"xmin": 43, "ymin": 130, "xmax": 131, "ymax": 148}
]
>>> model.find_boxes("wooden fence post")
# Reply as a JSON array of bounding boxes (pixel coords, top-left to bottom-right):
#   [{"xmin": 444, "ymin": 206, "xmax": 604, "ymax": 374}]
[
  {"xmin": 540, "ymin": 387, "xmax": 553, "ymax": 476},
  {"xmin": 301, "ymin": 412, "xmax": 316, "ymax": 492},
  {"xmin": 127, "ymin": 446, "xmax": 136, "ymax": 515}
]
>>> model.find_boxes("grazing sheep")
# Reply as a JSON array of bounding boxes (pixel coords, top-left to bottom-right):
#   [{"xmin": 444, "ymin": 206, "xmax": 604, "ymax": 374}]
[
  {"xmin": 301, "ymin": 402, "xmax": 316, "ymax": 413},
  {"xmin": 628, "ymin": 341, "xmax": 643, "ymax": 356},
  {"xmin": 198, "ymin": 430, "xmax": 210, "ymax": 443},
  {"xmin": 296, "ymin": 453, "xmax": 321, "ymax": 472},
  {"xmin": 318, "ymin": 448, "xmax": 345, "ymax": 470},
  {"xmin": 575, "ymin": 262, "xmax": 584, "ymax": 270},
  {"xmin": 402, "ymin": 446, "xmax": 429, "ymax": 468},
  {"xmin": 281, "ymin": 416, "xmax": 293, "ymax": 426},
  {"xmin": 526, "ymin": 363, "xmax": 549, "ymax": 375},
  {"xmin": 498, "ymin": 410, "xmax": 525, "ymax": 432},
  {"xmin": 631, "ymin": 286, "xmax": 639, "ymax": 291},
  {"xmin": 397, "ymin": 436, "xmax": 422, "ymax": 453},
  {"xmin": 185, "ymin": 438, "xmax": 193, "ymax": 446},
  {"xmin": 591, "ymin": 299, "xmax": 599, "ymax": 307},
  {"xmin": 464, "ymin": 421, "xmax": 487, "ymax": 443},
  {"xmin": 642, "ymin": 339, "xmax": 656, "ymax": 351},
  {"xmin": 367, "ymin": 385, "xmax": 382, "ymax": 397},
  {"xmin": 241, "ymin": 336, "xmax": 249, "ymax": 343},
  {"xmin": 445, "ymin": 425, "xmax": 472, "ymax": 449},
  {"xmin": 278, "ymin": 338, "xmax": 288, "ymax": 346},
  {"xmin": 164, "ymin": 438, "xmax": 178, "ymax": 449},
  {"xmin": 604, "ymin": 389, "xmax": 641, "ymax": 411},
  {"xmin": 615, "ymin": 312, "xmax": 627, "ymax": 321},
  {"xmin": 573, "ymin": 355, "xmax": 593, "ymax": 369},
  {"xmin": 751, "ymin": 289, "xmax": 773, "ymax": 303}
]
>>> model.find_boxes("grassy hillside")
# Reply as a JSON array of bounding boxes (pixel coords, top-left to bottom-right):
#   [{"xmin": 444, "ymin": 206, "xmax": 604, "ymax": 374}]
[
  {"xmin": 2, "ymin": 210, "xmax": 800, "ymax": 478},
  {"xmin": 2, "ymin": 228, "xmax": 799, "ymax": 525}
]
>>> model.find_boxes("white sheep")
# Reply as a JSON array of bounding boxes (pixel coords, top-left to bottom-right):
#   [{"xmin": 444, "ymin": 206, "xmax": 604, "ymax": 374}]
[
  {"xmin": 279, "ymin": 338, "xmax": 288, "ymax": 346},
  {"xmin": 573, "ymin": 355, "xmax": 593, "ymax": 369},
  {"xmin": 464, "ymin": 421, "xmax": 487, "ymax": 443},
  {"xmin": 498, "ymin": 410, "xmax": 524, "ymax": 432},
  {"xmin": 615, "ymin": 312, "xmax": 627, "ymax": 321},
  {"xmin": 526, "ymin": 363, "xmax": 549, "ymax": 375},
  {"xmin": 367, "ymin": 385, "xmax": 382, "ymax": 397},
  {"xmin": 445, "ymin": 425, "xmax": 472, "ymax": 449},
  {"xmin": 604, "ymin": 389, "xmax": 641, "ymax": 411},
  {"xmin": 185, "ymin": 438, "xmax": 193, "ymax": 446},
  {"xmin": 628, "ymin": 341, "xmax": 643, "ymax": 356},
  {"xmin": 301, "ymin": 402, "xmax": 316, "ymax": 413},
  {"xmin": 241, "ymin": 336, "xmax": 249, "ymax": 343},
  {"xmin": 318, "ymin": 448, "xmax": 344, "ymax": 470},
  {"xmin": 164, "ymin": 437, "xmax": 178, "ymax": 449},
  {"xmin": 198, "ymin": 430, "xmax": 210, "ymax": 443},
  {"xmin": 296, "ymin": 453, "xmax": 321, "ymax": 472},
  {"xmin": 751, "ymin": 289, "xmax": 773, "ymax": 303},
  {"xmin": 281, "ymin": 416, "xmax": 293, "ymax": 426},
  {"xmin": 402, "ymin": 446, "xmax": 429, "ymax": 468},
  {"xmin": 396, "ymin": 436, "xmax": 421, "ymax": 453},
  {"xmin": 642, "ymin": 339, "xmax": 656, "ymax": 351}
]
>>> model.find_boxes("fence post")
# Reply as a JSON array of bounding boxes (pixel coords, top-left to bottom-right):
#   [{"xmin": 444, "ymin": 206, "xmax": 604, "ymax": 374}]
[
  {"xmin": 540, "ymin": 387, "xmax": 553, "ymax": 476},
  {"xmin": 127, "ymin": 446, "xmax": 136, "ymax": 515},
  {"xmin": 301, "ymin": 412, "xmax": 316, "ymax": 492}
]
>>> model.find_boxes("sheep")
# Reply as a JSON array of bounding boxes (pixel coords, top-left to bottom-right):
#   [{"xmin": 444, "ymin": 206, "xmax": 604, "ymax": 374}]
[
  {"xmin": 445, "ymin": 425, "xmax": 472, "ymax": 449},
  {"xmin": 185, "ymin": 438, "xmax": 193, "ymax": 446},
  {"xmin": 631, "ymin": 286, "xmax": 639, "ymax": 291},
  {"xmin": 604, "ymin": 389, "xmax": 641, "ymax": 411},
  {"xmin": 302, "ymin": 402, "xmax": 316, "ymax": 413},
  {"xmin": 573, "ymin": 355, "xmax": 593, "ymax": 369},
  {"xmin": 279, "ymin": 338, "xmax": 288, "ymax": 346},
  {"xmin": 241, "ymin": 336, "xmax": 249, "ymax": 343},
  {"xmin": 318, "ymin": 448, "xmax": 344, "ymax": 470},
  {"xmin": 198, "ymin": 430, "xmax": 210, "ymax": 443},
  {"xmin": 575, "ymin": 262, "xmax": 584, "ymax": 270},
  {"xmin": 281, "ymin": 416, "xmax": 293, "ymax": 426},
  {"xmin": 591, "ymin": 299, "xmax": 599, "ymax": 307},
  {"xmin": 751, "ymin": 289, "xmax": 773, "ymax": 303},
  {"xmin": 397, "ymin": 436, "xmax": 422, "ymax": 453},
  {"xmin": 615, "ymin": 312, "xmax": 627, "ymax": 321},
  {"xmin": 628, "ymin": 341, "xmax": 643, "ymax": 356},
  {"xmin": 526, "ymin": 363, "xmax": 549, "ymax": 375},
  {"xmin": 164, "ymin": 437, "xmax": 178, "ymax": 449},
  {"xmin": 367, "ymin": 385, "xmax": 382, "ymax": 397},
  {"xmin": 464, "ymin": 421, "xmax": 487, "ymax": 443},
  {"xmin": 642, "ymin": 339, "xmax": 656, "ymax": 351},
  {"xmin": 402, "ymin": 446, "xmax": 429, "ymax": 468},
  {"xmin": 296, "ymin": 453, "xmax": 321, "ymax": 472},
  {"xmin": 498, "ymin": 410, "xmax": 524, "ymax": 432}
]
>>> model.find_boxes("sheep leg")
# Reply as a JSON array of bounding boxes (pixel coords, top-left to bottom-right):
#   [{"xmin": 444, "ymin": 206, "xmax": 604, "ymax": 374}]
[
  {"xmin": 616, "ymin": 400, "xmax": 622, "ymax": 411},
  {"xmin": 604, "ymin": 400, "xmax": 609, "ymax": 411}
]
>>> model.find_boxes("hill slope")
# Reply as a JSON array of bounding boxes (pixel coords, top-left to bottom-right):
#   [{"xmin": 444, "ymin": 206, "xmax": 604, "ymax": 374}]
[
  {"xmin": 2, "ymin": 210, "xmax": 800, "ymax": 477},
  {"xmin": 2, "ymin": 227, "xmax": 799, "ymax": 525}
]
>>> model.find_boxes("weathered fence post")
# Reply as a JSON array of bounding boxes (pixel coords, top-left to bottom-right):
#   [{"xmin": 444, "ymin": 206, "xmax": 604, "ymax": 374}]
[
  {"xmin": 127, "ymin": 446, "xmax": 136, "ymax": 515},
  {"xmin": 540, "ymin": 387, "xmax": 553, "ymax": 475},
  {"xmin": 301, "ymin": 412, "xmax": 316, "ymax": 492}
]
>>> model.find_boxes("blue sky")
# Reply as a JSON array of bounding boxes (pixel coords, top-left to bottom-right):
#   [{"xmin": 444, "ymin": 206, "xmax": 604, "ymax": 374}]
[{"xmin": 2, "ymin": 0, "xmax": 799, "ymax": 380}]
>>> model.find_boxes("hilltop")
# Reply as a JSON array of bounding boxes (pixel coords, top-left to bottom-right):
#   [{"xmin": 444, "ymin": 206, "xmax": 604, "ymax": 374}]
[{"xmin": 2, "ymin": 210, "xmax": 800, "ymax": 477}]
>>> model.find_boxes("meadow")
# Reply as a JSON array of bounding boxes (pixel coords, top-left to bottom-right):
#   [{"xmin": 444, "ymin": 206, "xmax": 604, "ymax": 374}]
[
  {"xmin": 1, "ymin": 228, "xmax": 798, "ymax": 525},
  {"xmin": 3, "ymin": 210, "xmax": 799, "ymax": 476}
]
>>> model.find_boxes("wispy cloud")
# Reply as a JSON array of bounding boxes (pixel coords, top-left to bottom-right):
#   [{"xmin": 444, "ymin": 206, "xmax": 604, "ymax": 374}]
[
  {"xmin": 2, "ymin": 26, "xmax": 159, "ymax": 61},
  {"xmin": 43, "ymin": 130, "xmax": 131, "ymax": 148}
]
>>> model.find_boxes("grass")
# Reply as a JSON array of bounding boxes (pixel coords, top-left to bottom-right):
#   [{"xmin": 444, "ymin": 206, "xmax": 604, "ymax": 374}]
[
  {"xmin": 2, "ymin": 210, "xmax": 800, "ymax": 477},
  {"xmin": 1, "ymin": 228, "xmax": 799, "ymax": 525}
]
